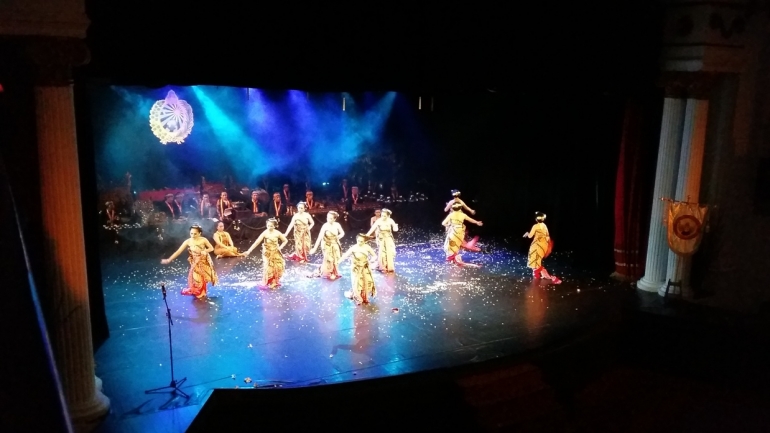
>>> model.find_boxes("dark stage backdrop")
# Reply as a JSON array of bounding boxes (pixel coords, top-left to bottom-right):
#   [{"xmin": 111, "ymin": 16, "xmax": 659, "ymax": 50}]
[{"xmin": 416, "ymin": 90, "xmax": 624, "ymax": 269}]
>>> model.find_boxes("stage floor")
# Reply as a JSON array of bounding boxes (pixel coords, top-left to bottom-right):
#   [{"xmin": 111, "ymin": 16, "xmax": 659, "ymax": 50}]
[{"xmin": 93, "ymin": 227, "xmax": 622, "ymax": 432}]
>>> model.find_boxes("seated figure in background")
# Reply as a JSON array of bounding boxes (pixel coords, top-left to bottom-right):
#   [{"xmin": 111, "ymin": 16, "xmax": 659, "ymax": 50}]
[
  {"xmin": 173, "ymin": 193, "xmax": 186, "ymax": 218},
  {"xmin": 104, "ymin": 201, "xmax": 120, "ymax": 225},
  {"xmin": 212, "ymin": 221, "xmax": 243, "ymax": 258},
  {"xmin": 267, "ymin": 192, "xmax": 287, "ymax": 220},
  {"xmin": 305, "ymin": 190, "xmax": 317, "ymax": 210},
  {"xmin": 199, "ymin": 193, "xmax": 215, "ymax": 218},
  {"xmin": 249, "ymin": 190, "xmax": 266, "ymax": 217},
  {"xmin": 217, "ymin": 191, "xmax": 233, "ymax": 221}
]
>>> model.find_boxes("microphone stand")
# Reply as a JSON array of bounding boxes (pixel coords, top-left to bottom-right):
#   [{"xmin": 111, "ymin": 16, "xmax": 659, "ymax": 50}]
[{"xmin": 145, "ymin": 284, "xmax": 188, "ymax": 398}]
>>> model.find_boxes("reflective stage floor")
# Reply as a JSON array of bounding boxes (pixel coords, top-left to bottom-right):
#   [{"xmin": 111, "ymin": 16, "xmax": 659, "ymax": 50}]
[{"xmin": 93, "ymin": 227, "xmax": 623, "ymax": 432}]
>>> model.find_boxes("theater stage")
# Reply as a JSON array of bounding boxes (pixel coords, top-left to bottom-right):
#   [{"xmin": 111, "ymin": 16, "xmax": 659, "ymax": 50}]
[{"xmin": 92, "ymin": 225, "xmax": 623, "ymax": 432}]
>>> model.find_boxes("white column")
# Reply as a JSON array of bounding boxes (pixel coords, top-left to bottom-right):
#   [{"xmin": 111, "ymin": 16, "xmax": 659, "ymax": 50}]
[
  {"xmin": 637, "ymin": 97, "xmax": 686, "ymax": 292},
  {"xmin": 35, "ymin": 84, "xmax": 110, "ymax": 427},
  {"xmin": 659, "ymin": 97, "xmax": 709, "ymax": 297}
]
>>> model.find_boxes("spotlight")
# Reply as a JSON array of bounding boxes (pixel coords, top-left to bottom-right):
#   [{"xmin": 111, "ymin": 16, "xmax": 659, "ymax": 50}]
[
  {"xmin": 418, "ymin": 96, "xmax": 422, "ymax": 110},
  {"xmin": 342, "ymin": 96, "xmax": 346, "ymax": 111}
]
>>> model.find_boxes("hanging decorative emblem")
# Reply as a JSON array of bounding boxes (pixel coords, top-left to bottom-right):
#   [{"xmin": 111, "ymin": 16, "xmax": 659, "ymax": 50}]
[
  {"xmin": 149, "ymin": 90, "xmax": 194, "ymax": 144},
  {"xmin": 665, "ymin": 199, "xmax": 709, "ymax": 256}
]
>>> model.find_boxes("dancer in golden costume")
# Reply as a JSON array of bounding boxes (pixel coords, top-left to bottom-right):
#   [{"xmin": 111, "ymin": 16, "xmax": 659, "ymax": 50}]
[
  {"xmin": 309, "ymin": 211, "xmax": 345, "ymax": 279},
  {"xmin": 212, "ymin": 221, "xmax": 243, "ymax": 258},
  {"xmin": 283, "ymin": 201, "xmax": 314, "ymax": 263},
  {"xmin": 442, "ymin": 202, "xmax": 483, "ymax": 266},
  {"xmin": 161, "ymin": 224, "xmax": 218, "ymax": 300},
  {"xmin": 523, "ymin": 212, "xmax": 561, "ymax": 284},
  {"xmin": 444, "ymin": 189, "xmax": 480, "ymax": 252},
  {"xmin": 339, "ymin": 234, "xmax": 377, "ymax": 305},
  {"xmin": 245, "ymin": 218, "xmax": 288, "ymax": 289},
  {"xmin": 365, "ymin": 208, "xmax": 399, "ymax": 273}
]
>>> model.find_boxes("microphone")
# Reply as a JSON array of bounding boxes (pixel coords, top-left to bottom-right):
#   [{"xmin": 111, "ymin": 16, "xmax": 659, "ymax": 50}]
[{"xmin": 161, "ymin": 284, "xmax": 167, "ymax": 296}]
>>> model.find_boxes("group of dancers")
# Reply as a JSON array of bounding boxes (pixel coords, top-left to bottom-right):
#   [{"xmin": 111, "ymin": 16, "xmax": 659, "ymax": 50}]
[{"xmin": 160, "ymin": 190, "xmax": 561, "ymax": 306}]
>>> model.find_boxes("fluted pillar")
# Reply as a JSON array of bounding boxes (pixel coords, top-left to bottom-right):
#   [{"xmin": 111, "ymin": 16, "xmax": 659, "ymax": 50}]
[
  {"xmin": 659, "ymin": 96, "xmax": 709, "ymax": 297},
  {"xmin": 28, "ymin": 38, "xmax": 110, "ymax": 429},
  {"xmin": 636, "ymin": 95, "xmax": 685, "ymax": 292}
]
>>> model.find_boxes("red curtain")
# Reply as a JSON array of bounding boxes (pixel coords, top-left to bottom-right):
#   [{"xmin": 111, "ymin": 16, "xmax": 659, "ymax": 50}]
[{"xmin": 612, "ymin": 96, "xmax": 658, "ymax": 280}]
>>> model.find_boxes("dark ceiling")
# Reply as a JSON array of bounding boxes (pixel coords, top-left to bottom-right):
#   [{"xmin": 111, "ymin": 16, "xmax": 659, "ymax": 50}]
[{"xmin": 80, "ymin": 1, "xmax": 664, "ymax": 92}]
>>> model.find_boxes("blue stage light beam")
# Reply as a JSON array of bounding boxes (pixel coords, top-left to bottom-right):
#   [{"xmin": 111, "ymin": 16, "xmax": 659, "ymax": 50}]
[
  {"xmin": 306, "ymin": 92, "xmax": 397, "ymax": 180},
  {"xmin": 191, "ymin": 86, "xmax": 271, "ymax": 182},
  {"xmin": 244, "ymin": 88, "xmax": 295, "ymax": 175}
]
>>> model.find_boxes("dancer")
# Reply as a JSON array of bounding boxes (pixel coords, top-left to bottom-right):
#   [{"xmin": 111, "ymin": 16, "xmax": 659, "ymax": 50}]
[
  {"xmin": 444, "ymin": 189, "xmax": 475, "ymax": 214},
  {"xmin": 283, "ymin": 201, "xmax": 315, "ymax": 262},
  {"xmin": 244, "ymin": 218, "xmax": 288, "ymax": 289},
  {"xmin": 161, "ymin": 224, "xmax": 218, "ymax": 300},
  {"xmin": 217, "ymin": 191, "xmax": 233, "ymax": 221},
  {"xmin": 444, "ymin": 190, "xmax": 480, "ymax": 252},
  {"xmin": 338, "ymin": 234, "xmax": 377, "ymax": 305},
  {"xmin": 442, "ymin": 203, "xmax": 483, "ymax": 266},
  {"xmin": 309, "ymin": 211, "xmax": 345, "ymax": 279},
  {"xmin": 365, "ymin": 208, "xmax": 398, "ymax": 273},
  {"xmin": 212, "ymin": 221, "xmax": 242, "ymax": 258},
  {"xmin": 199, "ymin": 193, "xmax": 215, "ymax": 218},
  {"xmin": 523, "ymin": 212, "xmax": 561, "ymax": 284}
]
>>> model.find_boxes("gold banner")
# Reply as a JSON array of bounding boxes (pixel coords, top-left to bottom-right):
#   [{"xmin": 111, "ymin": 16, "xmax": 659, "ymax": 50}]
[{"xmin": 666, "ymin": 200, "xmax": 708, "ymax": 256}]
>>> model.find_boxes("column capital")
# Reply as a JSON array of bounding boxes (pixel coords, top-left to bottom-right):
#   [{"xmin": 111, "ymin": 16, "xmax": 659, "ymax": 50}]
[
  {"xmin": 24, "ymin": 37, "xmax": 90, "ymax": 86},
  {"xmin": 658, "ymin": 71, "xmax": 722, "ymax": 100}
]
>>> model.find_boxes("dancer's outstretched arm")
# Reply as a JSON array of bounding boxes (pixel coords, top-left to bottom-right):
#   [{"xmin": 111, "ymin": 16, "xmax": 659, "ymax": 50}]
[
  {"xmin": 244, "ymin": 232, "xmax": 266, "ymax": 256},
  {"xmin": 283, "ymin": 214, "xmax": 298, "ymax": 237},
  {"xmin": 310, "ymin": 223, "xmax": 327, "ymax": 254},
  {"xmin": 463, "ymin": 214, "xmax": 483, "ymax": 226},
  {"xmin": 161, "ymin": 239, "xmax": 190, "ymax": 264},
  {"xmin": 338, "ymin": 246, "xmax": 354, "ymax": 264},
  {"xmin": 523, "ymin": 224, "xmax": 538, "ymax": 238}
]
